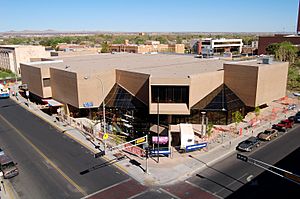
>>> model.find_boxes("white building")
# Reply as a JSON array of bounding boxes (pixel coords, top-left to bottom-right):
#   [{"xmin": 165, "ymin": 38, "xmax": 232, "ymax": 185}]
[{"xmin": 201, "ymin": 38, "xmax": 243, "ymax": 54}]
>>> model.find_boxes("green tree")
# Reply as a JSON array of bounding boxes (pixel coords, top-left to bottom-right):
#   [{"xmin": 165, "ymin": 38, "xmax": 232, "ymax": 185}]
[
  {"xmin": 254, "ymin": 106, "xmax": 260, "ymax": 116},
  {"xmin": 232, "ymin": 111, "xmax": 243, "ymax": 127},
  {"xmin": 266, "ymin": 43, "xmax": 280, "ymax": 55},
  {"xmin": 100, "ymin": 42, "xmax": 110, "ymax": 53},
  {"xmin": 287, "ymin": 63, "xmax": 300, "ymax": 91},
  {"xmin": 272, "ymin": 42, "xmax": 298, "ymax": 63}
]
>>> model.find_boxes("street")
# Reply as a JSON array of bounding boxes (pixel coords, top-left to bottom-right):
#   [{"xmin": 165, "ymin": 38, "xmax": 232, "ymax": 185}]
[{"xmin": 184, "ymin": 123, "xmax": 300, "ymax": 198}]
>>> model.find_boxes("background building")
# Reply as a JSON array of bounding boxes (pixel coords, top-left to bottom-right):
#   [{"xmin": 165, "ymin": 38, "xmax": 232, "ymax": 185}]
[
  {"xmin": 110, "ymin": 40, "xmax": 185, "ymax": 54},
  {"xmin": 194, "ymin": 38, "xmax": 243, "ymax": 55},
  {"xmin": 0, "ymin": 45, "xmax": 50, "ymax": 75}
]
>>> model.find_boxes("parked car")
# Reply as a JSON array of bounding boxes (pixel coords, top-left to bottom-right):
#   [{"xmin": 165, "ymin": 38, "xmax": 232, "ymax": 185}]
[
  {"xmin": 272, "ymin": 119, "xmax": 294, "ymax": 132},
  {"xmin": 294, "ymin": 112, "xmax": 300, "ymax": 123},
  {"xmin": 236, "ymin": 136, "xmax": 260, "ymax": 152},
  {"xmin": 0, "ymin": 154, "xmax": 19, "ymax": 179},
  {"xmin": 257, "ymin": 129, "xmax": 278, "ymax": 141},
  {"xmin": 0, "ymin": 148, "xmax": 3, "ymax": 156}
]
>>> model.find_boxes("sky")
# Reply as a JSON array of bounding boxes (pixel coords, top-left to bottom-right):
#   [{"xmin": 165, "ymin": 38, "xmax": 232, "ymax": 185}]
[{"xmin": 1, "ymin": 0, "xmax": 299, "ymax": 32}]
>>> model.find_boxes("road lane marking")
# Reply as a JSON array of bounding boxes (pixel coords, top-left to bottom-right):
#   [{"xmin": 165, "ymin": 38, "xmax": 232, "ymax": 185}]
[
  {"xmin": 127, "ymin": 190, "xmax": 149, "ymax": 199},
  {"xmin": 215, "ymin": 172, "xmax": 248, "ymax": 195},
  {"xmin": 158, "ymin": 188, "xmax": 181, "ymax": 199},
  {"xmin": 246, "ymin": 174, "xmax": 253, "ymax": 182},
  {"xmin": 81, "ymin": 178, "xmax": 131, "ymax": 199},
  {"xmin": 185, "ymin": 180, "xmax": 222, "ymax": 199},
  {"xmin": 0, "ymin": 114, "xmax": 87, "ymax": 196}
]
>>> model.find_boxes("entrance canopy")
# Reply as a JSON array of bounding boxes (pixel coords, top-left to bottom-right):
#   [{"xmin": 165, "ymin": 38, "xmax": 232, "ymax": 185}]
[{"xmin": 42, "ymin": 99, "xmax": 63, "ymax": 107}]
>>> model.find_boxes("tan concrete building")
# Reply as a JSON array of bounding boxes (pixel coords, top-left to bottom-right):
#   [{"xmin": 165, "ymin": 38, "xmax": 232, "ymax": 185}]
[
  {"xmin": 0, "ymin": 45, "xmax": 50, "ymax": 75},
  {"xmin": 110, "ymin": 40, "xmax": 185, "ymax": 54},
  {"xmin": 20, "ymin": 54, "xmax": 288, "ymax": 127}
]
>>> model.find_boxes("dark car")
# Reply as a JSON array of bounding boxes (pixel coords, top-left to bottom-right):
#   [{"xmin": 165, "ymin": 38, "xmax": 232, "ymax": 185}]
[
  {"xmin": 257, "ymin": 129, "xmax": 278, "ymax": 141},
  {"xmin": 236, "ymin": 136, "xmax": 260, "ymax": 152},
  {"xmin": 294, "ymin": 112, "xmax": 300, "ymax": 123}
]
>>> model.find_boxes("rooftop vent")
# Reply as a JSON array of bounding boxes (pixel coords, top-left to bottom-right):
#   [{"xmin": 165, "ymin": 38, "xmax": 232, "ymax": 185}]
[{"xmin": 262, "ymin": 57, "xmax": 272, "ymax": 64}]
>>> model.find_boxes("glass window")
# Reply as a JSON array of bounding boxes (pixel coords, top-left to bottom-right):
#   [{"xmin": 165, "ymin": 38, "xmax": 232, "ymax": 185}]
[
  {"xmin": 151, "ymin": 86, "xmax": 189, "ymax": 104},
  {"xmin": 43, "ymin": 78, "xmax": 51, "ymax": 87}
]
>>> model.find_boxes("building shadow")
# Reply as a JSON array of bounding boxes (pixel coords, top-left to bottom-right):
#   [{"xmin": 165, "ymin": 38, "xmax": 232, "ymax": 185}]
[
  {"xmin": 189, "ymin": 155, "xmax": 245, "ymax": 185},
  {"xmin": 79, "ymin": 156, "xmax": 126, "ymax": 175},
  {"xmin": 196, "ymin": 174, "xmax": 235, "ymax": 193}
]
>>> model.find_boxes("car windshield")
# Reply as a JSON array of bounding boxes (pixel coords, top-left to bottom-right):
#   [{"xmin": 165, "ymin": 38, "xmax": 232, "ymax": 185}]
[
  {"xmin": 264, "ymin": 130, "xmax": 272, "ymax": 134},
  {"xmin": 2, "ymin": 162, "xmax": 15, "ymax": 170},
  {"xmin": 244, "ymin": 140, "xmax": 253, "ymax": 144}
]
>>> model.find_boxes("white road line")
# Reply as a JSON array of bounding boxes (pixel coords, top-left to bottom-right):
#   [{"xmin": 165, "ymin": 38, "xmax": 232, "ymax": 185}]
[
  {"xmin": 127, "ymin": 190, "xmax": 149, "ymax": 199},
  {"xmin": 185, "ymin": 180, "xmax": 222, "ymax": 199},
  {"xmin": 159, "ymin": 188, "xmax": 181, "ymax": 199},
  {"xmin": 215, "ymin": 172, "xmax": 248, "ymax": 194},
  {"xmin": 81, "ymin": 178, "xmax": 131, "ymax": 199}
]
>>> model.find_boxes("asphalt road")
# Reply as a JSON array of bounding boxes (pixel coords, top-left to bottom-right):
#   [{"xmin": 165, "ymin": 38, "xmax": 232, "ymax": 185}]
[
  {"xmin": 185, "ymin": 123, "xmax": 300, "ymax": 199},
  {"xmin": 0, "ymin": 98, "xmax": 129, "ymax": 199}
]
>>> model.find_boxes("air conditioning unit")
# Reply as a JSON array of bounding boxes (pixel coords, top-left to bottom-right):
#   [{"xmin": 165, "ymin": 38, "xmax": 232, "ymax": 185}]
[{"xmin": 262, "ymin": 57, "xmax": 272, "ymax": 64}]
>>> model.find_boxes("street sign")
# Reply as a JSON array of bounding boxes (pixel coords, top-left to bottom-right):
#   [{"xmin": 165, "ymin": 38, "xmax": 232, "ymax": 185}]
[
  {"xmin": 136, "ymin": 137, "xmax": 146, "ymax": 144},
  {"xmin": 237, "ymin": 153, "xmax": 248, "ymax": 162},
  {"xmin": 150, "ymin": 149, "xmax": 171, "ymax": 155},
  {"xmin": 103, "ymin": 133, "xmax": 109, "ymax": 140},
  {"xmin": 83, "ymin": 102, "xmax": 93, "ymax": 108},
  {"xmin": 94, "ymin": 151, "xmax": 105, "ymax": 158},
  {"xmin": 186, "ymin": 142, "xmax": 207, "ymax": 152}
]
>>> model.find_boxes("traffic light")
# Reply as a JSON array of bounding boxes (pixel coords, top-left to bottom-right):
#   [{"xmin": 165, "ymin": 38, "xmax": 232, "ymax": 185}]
[
  {"xmin": 237, "ymin": 153, "xmax": 248, "ymax": 162},
  {"xmin": 94, "ymin": 151, "xmax": 105, "ymax": 158}
]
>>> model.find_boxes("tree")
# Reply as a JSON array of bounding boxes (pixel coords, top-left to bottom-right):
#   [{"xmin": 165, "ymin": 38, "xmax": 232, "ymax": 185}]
[
  {"xmin": 232, "ymin": 111, "xmax": 243, "ymax": 129},
  {"xmin": 266, "ymin": 43, "xmax": 280, "ymax": 55},
  {"xmin": 254, "ymin": 106, "xmax": 260, "ymax": 117},
  {"xmin": 100, "ymin": 42, "xmax": 110, "ymax": 53},
  {"xmin": 270, "ymin": 42, "xmax": 298, "ymax": 63}
]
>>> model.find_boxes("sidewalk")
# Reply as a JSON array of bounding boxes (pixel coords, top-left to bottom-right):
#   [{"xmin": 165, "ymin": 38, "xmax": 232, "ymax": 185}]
[
  {"xmin": 10, "ymin": 90, "xmax": 299, "ymax": 187},
  {"xmin": 0, "ymin": 177, "xmax": 19, "ymax": 199}
]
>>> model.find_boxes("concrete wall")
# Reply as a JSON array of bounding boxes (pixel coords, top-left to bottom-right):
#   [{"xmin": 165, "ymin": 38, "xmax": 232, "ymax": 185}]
[
  {"xmin": 116, "ymin": 70, "xmax": 149, "ymax": 105},
  {"xmin": 224, "ymin": 63, "xmax": 258, "ymax": 107},
  {"xmin": 189, "ymin": 71, "xmax": 224, "ymax": 107},
  {"xmin": 50, "ymin": 68, "xmax": 79, "ymax": 108},
  {"xmin": 224, "ymin": 62, "xmax": 288, "ymax": 107},
  {"xmin": 77, "ymin": 69, "xmax": 116, "ymax": 108},
  {"xmin": 256, "ymin": 62, "xmax": 288, "ymax": 105},
  {"xmin": 20, "ymin": 64, "xmax": 45, "ymax": 97}
]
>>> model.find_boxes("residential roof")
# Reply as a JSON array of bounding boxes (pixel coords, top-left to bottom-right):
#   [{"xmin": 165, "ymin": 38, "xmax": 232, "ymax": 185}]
[{"xmin": 31, "ymin": 53, "xmax": 225, "ymax": 78}]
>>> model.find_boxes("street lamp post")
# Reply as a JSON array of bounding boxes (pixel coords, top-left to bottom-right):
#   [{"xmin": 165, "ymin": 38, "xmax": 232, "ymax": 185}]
[
  {"xmin": 157, "ymin": 90, "xmax": 160, "ymax": 163},
  {"xmin": 96, "ymin": 77, "xmax": 106, "ymax": 152},
  {"xmin": 201, "ymin": 111, "xmax": 206, "ymax": 135}
]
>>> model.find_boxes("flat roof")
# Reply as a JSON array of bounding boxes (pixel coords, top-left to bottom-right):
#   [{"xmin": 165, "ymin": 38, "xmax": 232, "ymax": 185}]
[
  {"xmin": 225, "ymin": 59, "xmax": 284, "ymax": 67},
  {"xmin": 31, "ymin": 53, "xmax": 225, "ymax": 78}
]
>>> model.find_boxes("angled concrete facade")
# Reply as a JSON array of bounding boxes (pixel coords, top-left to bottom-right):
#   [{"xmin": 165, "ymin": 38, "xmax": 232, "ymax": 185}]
[{"xmin": 20, "ymin": 53, "xmax": 288, "ymax": 125}]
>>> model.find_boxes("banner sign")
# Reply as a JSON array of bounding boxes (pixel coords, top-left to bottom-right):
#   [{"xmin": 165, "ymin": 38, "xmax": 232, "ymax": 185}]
[
  {"xmin": 186, "ymin": 142, "xmax": 208, "ymax": 152},
  {"xmin": 150, "ymin": 149, "xmax": 171, "ymax": 155},
  {"xmin": 83, "ymin": 102, "xmax": 93, "ymax": 108},
  {"xmin": 152, "ymin": 136, "xmax": 168, "ymax": 144},
  {"xmin": 123, "ymin": 143, "xmax": 145, "ymax": 157}
]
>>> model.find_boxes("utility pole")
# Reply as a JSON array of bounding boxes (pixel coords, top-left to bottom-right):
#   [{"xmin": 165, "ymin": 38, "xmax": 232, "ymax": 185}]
[{"xmin": 157, "ymin": 88, "xmax": 160, "ymax": 163}]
